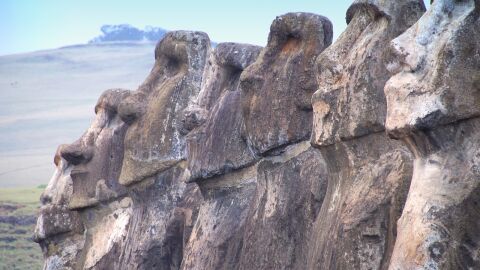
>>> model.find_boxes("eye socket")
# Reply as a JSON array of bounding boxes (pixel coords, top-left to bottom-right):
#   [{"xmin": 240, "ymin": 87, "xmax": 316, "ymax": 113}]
[
  {"xmin": 240, "ymin": 74, "xmax": 264, "ymax": 93},
  {"xmin": 60, "ymin": 144, "xmax": 93, "ymax": 165},
  {"xmin": 386, "ymin": 38, "xmax": 425, "ymax": 75},
  {"xmin": 165, "ymin": 56, "xmax": 181, "ymax": 76},
  {"xmin": 118, "ymin": 93, "xmax": 145, "ymax": 125}
]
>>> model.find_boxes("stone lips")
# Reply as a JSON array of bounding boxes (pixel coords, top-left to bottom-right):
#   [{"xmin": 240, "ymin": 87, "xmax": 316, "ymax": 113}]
[
  {"xmin": 240, "ymin": 12, "xmax": 333, "ymax": 156},
  {"xmin": 34, "ymin": 2, "xmax": 480, "ymax": 269}
]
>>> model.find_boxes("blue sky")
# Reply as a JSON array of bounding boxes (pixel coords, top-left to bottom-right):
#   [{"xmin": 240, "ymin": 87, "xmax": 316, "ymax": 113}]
[{"xmin": 1, "ymin": 0, "xmax": 430, "ymax": 56}]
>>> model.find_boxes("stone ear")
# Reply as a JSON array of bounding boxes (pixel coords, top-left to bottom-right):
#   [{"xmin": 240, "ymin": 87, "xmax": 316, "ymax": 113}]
[
  {"xmin": 266, "ymin": 13, "xmax": 332, "ymax": 57},
  {"xmin": 154, "ymin": 36, "xmax": 189, "ymax": 74},
  {"xmin": 274, "ymin": 30, "xmax": 303, "ymax": 55},
  {"xmin": 346, "ymin": 3, "xmax": 383, "ymax": 24}
]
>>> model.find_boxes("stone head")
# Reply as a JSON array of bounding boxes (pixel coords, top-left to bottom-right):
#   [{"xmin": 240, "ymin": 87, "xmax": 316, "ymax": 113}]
[
  {"xmin": 118, "ymin": 31, "xmax": 211, "ymax": 185},
  {"xmin": 311, "ymin": 0, "xmax": 425, "ymax": 146},
  {"xmin": 185, "ymin": 42, "xmax": 261, "ymax": 181},
  {"xmin": 240, "ymin": 12, "xmax": 333, "ymax": 155},
  {"xmin": 385, "ymin": 0, "xmax": 480, "ymax": 138},
  {"xmin": 58, "ymin": 89, "xmax": 131, "ymax": 210}
]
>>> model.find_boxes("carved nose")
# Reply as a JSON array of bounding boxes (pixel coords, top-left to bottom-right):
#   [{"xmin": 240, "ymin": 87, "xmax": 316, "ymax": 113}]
[{"xmin": 60, "ymin": 143, "xmax": 93, "ymax": 165}]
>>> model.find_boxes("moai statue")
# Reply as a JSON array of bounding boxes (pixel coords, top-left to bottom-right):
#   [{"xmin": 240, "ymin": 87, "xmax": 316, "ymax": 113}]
[
  {"xmin": 61, "ymin": 89, "xmax": 131, "ymax": 210},
  {"xmin": 238, "ymin": 13, "xmax": 331, "ymax": 269},
  {"xmin": 185, "ymin": 42, "xmax": 262, "ymax": 181},
  {"xmin": 241, "ymin": 12, "xmax": 332, "ymax": 156},
  {"xmin": 385, "ymin": 0, "xmax": 480, "ymax": 269},
  {"xmin": 34, "ymin": 89, "xmax": 133, "ymax": 270},
  {"xmin": 112, "ymin": 31, "xmax": 210, "ymax": 269},
  {"xmin": 181, "ymin": 42, "xmax": 262, "ymax": 269},
  {"xmin": 307, "ymin": 1, "xmax": 424, "ymax": 269},
  {"xmin": 35, "ymin": 30, "xmax": 211, "ymax": 269},
  {"xmin": 118, "ymin": 31, "xmax": 210, "ymax": 186}
]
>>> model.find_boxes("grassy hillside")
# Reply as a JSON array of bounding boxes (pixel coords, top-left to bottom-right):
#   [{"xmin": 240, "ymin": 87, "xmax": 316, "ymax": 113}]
[{"xmin": 0, "ymin": 187, "xmax": 43, "ymax": 270}]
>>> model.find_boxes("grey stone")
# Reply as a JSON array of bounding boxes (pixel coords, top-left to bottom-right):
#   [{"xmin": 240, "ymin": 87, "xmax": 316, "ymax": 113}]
[
  {"xmin": 185, "ymin": 42, "xmax": 261, "ymax": 181},
  {"xmin": 385, "ymin": 0, "xmax": 480, "ymax": 138},
  {"xmin": 60, "ymin": 89, "xmax": 131, "ymax": 209},
  {"xmin": 307, "ymin": 134, "xmax": 413, "ymax": 269},
  {"xmin": 308, "ymin": 1, "xmax": 423, "ymax": 268},
  {"xmin": 240, "ymin": 143, "xmax": 328, "ymax": 270},
  {"xmin": 241, "ymin": 12, "xmax": 333, "ymax": 155},
  {"xmin": 118, "ymin": 31, "xmax": 211, "ymax": 186},
  {"xmin": 385, "ymin": 1, "xmax": 480, "ymax": 268},
  {"xmin": 181, "ymin": 166, "xmax": 257, "ymax": 270},
  {"xmin": 311, "ymin": 0, "xmax": 425, "ymax": 146}
]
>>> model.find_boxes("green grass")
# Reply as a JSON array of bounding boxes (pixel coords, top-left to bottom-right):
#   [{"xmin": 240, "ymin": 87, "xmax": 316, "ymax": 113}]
[
  {"xmin": 0, "ymin": 187, "xmax": 44, "ymax": 270},
  {"xmin": 0, "ymin": 187, "xmax": 43, "ymax": 203},
  {"xmin": 0, "ymin": 188, "xmax": 43, "ymax": 216}
]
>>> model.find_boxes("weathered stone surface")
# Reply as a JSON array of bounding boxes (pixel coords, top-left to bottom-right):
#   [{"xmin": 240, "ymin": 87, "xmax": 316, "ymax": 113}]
[
  {"xmin": 118, "ymin": 31, "xmax": 211, "ymax": 185},
  {"xmin": 240, "ymin": 142, "xmax": 328, "ymax": 270},
  {"xmin": 385, "ymin": 1, "xmax": 480, "ymax": 269},
  {"xmin": 116, "ymin": 164, "xmax": 201, "ymax": 270},
  {"xmin": 241, "ymin": 12, "xmax": 332, "ymax": 155},
  {"xmin": 61, "ymin": 89, "xmax": 131, "ymax": 209},
  {"xmin": 33, "ymin": 205, "xmax": 83, "ymax": 241},
  {"xmin": 36, "ymin": 82, "xmax": 202, "ymax": 270},
  {"xmin": 185, "ymin": 43, "xmax": 261, "ymax": 181},
  {"xmin": 34, "ymin": 88, "xmax": 133, "ymax": 270},
  {"xmin": 385, "ymin": 0, "xmax": 480, "ymax": 139},
  {"xmin": 181, "ymin": 43, "xmax": 261, "ymax": 269},
  {"xmin": 308, "ymin": 134, "xmax": 413, "ymax": 269},
  {"xmin": 308, "ymin": 1, "xmax": 422, "ymax": 269},
  {"xmin": 34, "ymin": 160, "xmax": 86, "ymax": 270},
  {"xmin": 41, "ymin": 235, "xmax": 86, "ymax": 270},
  {"xmin": 181, "ymin": 14, "xmax": 332, "ymax": 269},
  {"xmin": 388, "ymin": 122, "xmax": 480, "ymax": 270},
  {"xmin": 34, "ymin": 3, "xmax": 480, "ymax": 269},
  {"xmin": 181, "ymin": 166, "xmax": 257, "ymax": 270},
  {"xmin": 311, "ymin": 0, "xmax": 425, "ymax": 146},
  {"xmin": 81, "ymin": 198, "xmax": 133, "ymax": 270}
]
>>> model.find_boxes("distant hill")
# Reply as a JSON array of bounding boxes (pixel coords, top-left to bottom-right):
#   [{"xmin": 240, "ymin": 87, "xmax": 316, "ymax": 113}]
[
  {"xmin": 89, "ymin": 24, "xmax": 168, "ymax": 44},
  {"xmin": 0, "ymin": 23, "xmax": 220, "ymax": 187},
  {"xmin": 0, "ymin": 38, "xmax": 156, "ymax": 187}
]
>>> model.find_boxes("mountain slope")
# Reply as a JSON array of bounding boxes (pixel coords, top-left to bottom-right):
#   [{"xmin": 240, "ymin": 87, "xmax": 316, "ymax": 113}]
[{"xmin": 0, "ymin": 42, "xmax": 155, "ymax": 187}]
